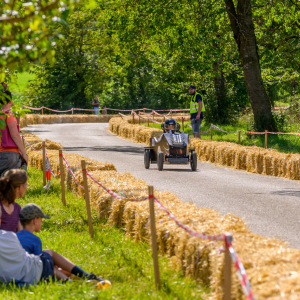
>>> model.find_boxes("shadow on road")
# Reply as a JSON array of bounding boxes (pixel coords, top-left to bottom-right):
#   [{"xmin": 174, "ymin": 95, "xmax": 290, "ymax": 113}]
[
  {"xmin": 271, "ymin": 189, "xmax": 300, "ymax": 198},
  {"xmin": 146, "ymin": 168, "xmax": 197, "ymax": 172},
  {"xmin": 64, "ymin": 146, "xmax": 144, "ymax": 155}
]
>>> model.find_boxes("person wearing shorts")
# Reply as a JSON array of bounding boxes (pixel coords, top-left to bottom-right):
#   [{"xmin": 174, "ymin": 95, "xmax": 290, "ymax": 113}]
[
  {"xmin": 0, "ymin": 205, "xmax": 110, "ymax": 286},
  {"xmin": 189, "ymin": 85, "xmax": 204, "ymax": 138}
]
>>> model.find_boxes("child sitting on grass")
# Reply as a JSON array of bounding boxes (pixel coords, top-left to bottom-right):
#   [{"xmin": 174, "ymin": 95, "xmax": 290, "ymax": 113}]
[{"xmin": 14, "ymin": 203, "xmax": 110, "ymax": 286}]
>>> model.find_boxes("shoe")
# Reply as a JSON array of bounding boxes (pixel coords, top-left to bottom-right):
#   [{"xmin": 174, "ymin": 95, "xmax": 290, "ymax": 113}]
[
  {"xmin": 86, "ymin": 273, "xmax": 111, "ymax": 290},
  {"xmin": 86, "ymin": 273, "xmax": 104, "ymax": 282}
]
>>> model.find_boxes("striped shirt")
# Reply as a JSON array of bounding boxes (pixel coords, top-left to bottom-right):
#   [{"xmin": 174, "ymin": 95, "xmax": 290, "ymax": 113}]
[
  {"xmin": 16, "ymin": 230, "xmax": 42, "ymax": 255},
  {"xmin": 0, "ymin": 201, "xmax": 21, "ymax": 233}
]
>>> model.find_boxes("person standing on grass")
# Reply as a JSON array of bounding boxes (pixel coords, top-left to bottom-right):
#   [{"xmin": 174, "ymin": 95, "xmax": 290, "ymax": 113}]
[
  {"xmin": 0, "ymin": 169, "xmax": 28, "ymax": 233},
  {"xmin": 189, "ymin": 85, "xmax": 204, "ymax": 138},
  {"xmin": 92, "ymin": 95, "xmax": 100, "ymax": 115},
  {"xmin": 0, "ymin": 91, "xmax": 28, "ymax": 176}
]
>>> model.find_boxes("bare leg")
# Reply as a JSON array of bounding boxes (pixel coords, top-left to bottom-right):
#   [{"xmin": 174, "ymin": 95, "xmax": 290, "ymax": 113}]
[
  {"xmin": 43, "ymin": 249, "xmax": 75, "ymax": 273},
  {"xmin": 54, "ymin": 266, "xmax": 69, "ymax": 280},
  {"xmin": 194, "ymin": 133, "xmax": 201, "ymax": 138}
]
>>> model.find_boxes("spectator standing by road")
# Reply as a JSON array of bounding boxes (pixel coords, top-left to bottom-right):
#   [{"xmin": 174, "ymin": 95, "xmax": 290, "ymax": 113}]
[
  {"xmin": 92, "ymin": 95, "xmax": 100, "ymax": 115},
  {"xmin": 189, "ymin": 85, "xmax": 204, "ymax": 138},
  {"xmin": 0, "ymin": 91, "xmax": 28, "ymax": 176}
]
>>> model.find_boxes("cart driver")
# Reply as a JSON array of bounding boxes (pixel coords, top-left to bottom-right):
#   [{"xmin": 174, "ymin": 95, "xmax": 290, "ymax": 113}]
[{"xmin": 161, "ymin": 118, "xmax": 180, "ymax": 133}]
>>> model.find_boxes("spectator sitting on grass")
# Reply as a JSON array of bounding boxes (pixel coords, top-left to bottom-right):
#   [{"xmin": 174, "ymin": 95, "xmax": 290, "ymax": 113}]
[
  {"xmin": 0, "ymin": 169, "xmax": 28, "ymax": 233},
  {"xmin": 0, "ymin": 204, "xmax": 111, "ymax": 287}
]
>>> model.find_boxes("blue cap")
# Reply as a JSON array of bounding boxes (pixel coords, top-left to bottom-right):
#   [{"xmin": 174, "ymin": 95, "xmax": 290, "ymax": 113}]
[{"xmin": 189, "ymin": 85, "xmax": 196, "ymax": 89}]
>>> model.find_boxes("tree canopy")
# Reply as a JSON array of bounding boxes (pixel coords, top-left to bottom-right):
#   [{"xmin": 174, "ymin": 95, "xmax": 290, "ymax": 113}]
[{"xmin": 20, "ymin": 0, "xmax": 300, "ymax": 129}]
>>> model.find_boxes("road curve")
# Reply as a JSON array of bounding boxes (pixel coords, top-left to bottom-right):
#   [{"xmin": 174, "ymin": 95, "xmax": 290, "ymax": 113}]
[{"xmin": 23, "ymin": 123, "xmax": 300, "ymax": 248}]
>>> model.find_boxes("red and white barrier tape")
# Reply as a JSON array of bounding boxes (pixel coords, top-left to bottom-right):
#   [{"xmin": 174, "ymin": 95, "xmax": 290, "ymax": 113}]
[
  {"xmin": 274, "ymin": 106, "xmax": 289, "ymax": 110},
  {"xmin": 242, "ymin": 131, "xmax": 265, "ymax": 135},
  {"xmin": 86, "ymin": 171, "xmax": 150, "ymax": 201},
  {"xmin": 211, "ymin": 124, "xmax": 235, "ymax": 134},
  {"xmin": 23, "ymin": 106, "xmax": 43, "ymax": 111},
  {"xmin": 119, "ymin": 112, "xmax": 128, "ymax": 118},
  {"xmin": 228, "ymin": 244, "xmax": 255, "ymax": 300},
  {"xmin": 22, "ymin": 135, "xmax": 42, "ymax": 151},
  {"xmin": 268, "ymin": 131, "xmax": 300, "ymax": 136},
  {"xmin": 73, "ymin": 108, "xmax": 94, "ymax": 111},
  {"xmin": 61, "ymin": 155, "xmax": 84, "ymax": 189}
]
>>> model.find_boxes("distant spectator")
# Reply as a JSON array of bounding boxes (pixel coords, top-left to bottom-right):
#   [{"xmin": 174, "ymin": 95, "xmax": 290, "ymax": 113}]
[
  {"xmin": 0, "ymin": 169, "xmax": 28, "ymax": 233},
  {"xmin": 101, "ymin": 105, "xmax": 107, "ymax": 115},
  {"xmin": 92, "ymin": 95, "xmax": 100, "ymax": 115},
  {"xmin": 0, "ymin": 92, "xmax": 28, "ymax": 176}
]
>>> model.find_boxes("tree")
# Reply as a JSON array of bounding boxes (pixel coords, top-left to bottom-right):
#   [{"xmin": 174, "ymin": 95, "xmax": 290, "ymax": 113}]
[
  {"xmin": 224, "ymin": 0, "xmax": 277, "ymax": 130},
  {"xmin": 27, "ymin": 7, "xmax": 115, "ymax": 109}
]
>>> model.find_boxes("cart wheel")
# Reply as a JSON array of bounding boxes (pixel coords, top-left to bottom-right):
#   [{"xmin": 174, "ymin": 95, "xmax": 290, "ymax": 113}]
[
  {"xmin": 190, "ymin": 151, "xmax": 197, "ymax": 171},
  {"xmin": 144, "ymin": 149, "xmax": 150, "ymax": 169},
  {"xmin": 157, "ymin": 152, "xmax": 164, "ymax": 171}
]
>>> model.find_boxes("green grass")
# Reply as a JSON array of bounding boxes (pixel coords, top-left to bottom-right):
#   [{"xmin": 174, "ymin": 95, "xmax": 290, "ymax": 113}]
[
  {"xmin": 0, "ymin": 167, "xmax": 208, "ymax": 300},
  {"xmin": 143, "ymin": 120, "xmax": 300, "ymax": 154},
  {"xmin": 9, "ymin": 72, "xmax": 35, "ymax": 94}
]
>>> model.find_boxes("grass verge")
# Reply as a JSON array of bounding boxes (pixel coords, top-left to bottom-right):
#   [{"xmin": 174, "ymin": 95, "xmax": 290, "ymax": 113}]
[{"xmin": 0, "ymin": 167, "xmax": 208, "ymax": 300}]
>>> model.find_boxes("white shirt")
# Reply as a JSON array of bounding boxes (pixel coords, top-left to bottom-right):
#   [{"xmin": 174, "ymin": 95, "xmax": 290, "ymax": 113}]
[{"xmin": 0, "ymin": 230, "xmax": 43, "ymax": 285}]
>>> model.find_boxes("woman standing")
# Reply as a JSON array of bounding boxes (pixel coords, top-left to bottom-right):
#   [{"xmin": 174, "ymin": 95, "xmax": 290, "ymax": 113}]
[
  {"xmin": 0, "ymin": 91, "xmax": 28, "ymax": 176},
  {"xmin": 0, "ymin": 169, "xmax": 28, "ymax": 232}
]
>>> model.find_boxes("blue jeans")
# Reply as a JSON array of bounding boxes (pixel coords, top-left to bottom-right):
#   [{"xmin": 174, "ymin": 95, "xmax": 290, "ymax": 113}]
[{"xmin": 94, "ymin": 107, "xmax": 99, "ymax": 115}]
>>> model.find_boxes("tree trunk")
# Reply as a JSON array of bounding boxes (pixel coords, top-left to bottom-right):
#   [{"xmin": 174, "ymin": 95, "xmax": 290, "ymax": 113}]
[
  {"xmin": 213, "ymin": 61, "xmax": 227, "ymax": 123},
  {"xmin": 224, "ymin": 0, "xmax": 276, "ymax": 131}
]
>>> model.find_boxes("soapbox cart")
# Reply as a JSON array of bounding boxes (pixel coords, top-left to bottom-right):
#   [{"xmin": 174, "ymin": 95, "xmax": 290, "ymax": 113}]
[{"xmin": 144, "ymin": 126, "xmax": 197, "ymax": 171}]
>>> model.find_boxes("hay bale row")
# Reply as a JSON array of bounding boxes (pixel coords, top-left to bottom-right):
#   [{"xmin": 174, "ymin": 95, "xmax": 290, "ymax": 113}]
[
  {"xmin": 23, "ymin": 133, "xmax": 116, "ymax": 195},
  {"xmin": 109, "ymin": 117, "xmax": 163, "ymax": 145},
  {"xmin": 25, "ymin": 132, "xmax": 300, "ymax": 299},
  {"xmin": 69, "ymin": 168, "xmax": 300, "ymax": 300},
  {"xmin": 20, "ymin": 114, "xmax": 115, "ymax": 128},
  {"xmin": 125, "ymin": 113, "xmax": 189, "ymax": 124},
  {"xmin": 109, "ymin": 117, "xmax": 300, "ymax": 181}
]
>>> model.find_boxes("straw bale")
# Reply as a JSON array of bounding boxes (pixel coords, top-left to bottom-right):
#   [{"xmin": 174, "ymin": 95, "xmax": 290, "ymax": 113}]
[
  {"xmin": 20, "ymin": 114, "xmax": 114, "ymax": 128},
  {"xmin": 26, "ymin": 131, "xmax": 300, "ymax": 299}
]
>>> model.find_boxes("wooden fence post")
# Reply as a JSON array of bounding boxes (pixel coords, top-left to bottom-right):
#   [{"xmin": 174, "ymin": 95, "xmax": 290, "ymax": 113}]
[
  {"xmin": 148, "ymin": 186, "xmax": 161, "ymax": 289},
  {"xmin": 139, "ymin": 113, "xmax": 140, "ymax": 125},
  {"xmin": 81, "ymin": 160, "xmax": 94, "ymax": 238},
  {"xmin": 59, "ymin": 150, "xmax": 66, "ymax": 206},
  {"xmin": 223, "ymin": 233, "xmax": 233, "ymax": 300},
  {"xmin": 72, "ymin": 108, "xmax": 74, "ymax": 115},
  {"xmin": 42, "ymin": 141, "xmax": 46, "ymax": 186},
  {"xmin": 182, "ymin": 117, "xmax": 185, "ymax": 131},
  {"xmin": 265, "ymin": 130, "xmax": 268, "ymax": 149},
  {"xmin": 210, "ymin": 126, "xmax": 213, "ymax": 140},
  {"xmin": 152, "ymin": 111, "xmax": 155, "ymax": 122},
  {"xmin": 132, "ymin": 110, "xmax": 134, "ymax": 124},
  {"xmin": 148, "ymin": 118, "xmax": 149, "ymax": 127},
  {"xmin": 170, "ymin": 109, "xmax": 173, "ymax": 118},
  {"xmin": 238, "ymin": 130, "xmax": 241, "ymax": 145},
  {"xmin": 42, "ymin": 108, "xmax": 44, "ymax": 115}
]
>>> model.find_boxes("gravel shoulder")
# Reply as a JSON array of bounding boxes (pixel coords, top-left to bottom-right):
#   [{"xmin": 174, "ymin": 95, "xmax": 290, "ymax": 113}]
[{"xmin": 23, "ymin": 123, "xmax": 300, "ymax": 248}]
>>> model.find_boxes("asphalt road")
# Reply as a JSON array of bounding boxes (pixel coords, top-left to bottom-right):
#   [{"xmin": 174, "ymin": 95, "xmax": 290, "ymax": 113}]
[{"xmin": 23, "ymin": 123, "xmax": 300, "ymax": 249}]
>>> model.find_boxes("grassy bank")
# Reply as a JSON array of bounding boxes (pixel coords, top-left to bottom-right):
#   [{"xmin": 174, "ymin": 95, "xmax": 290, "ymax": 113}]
[
  {"xmin": 142, "ymin": 119, "xmax": 300, "ymax": 154},
  {"xmin": 0, "ymin": 167, "xmax": 208, "ymax": 300}
]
